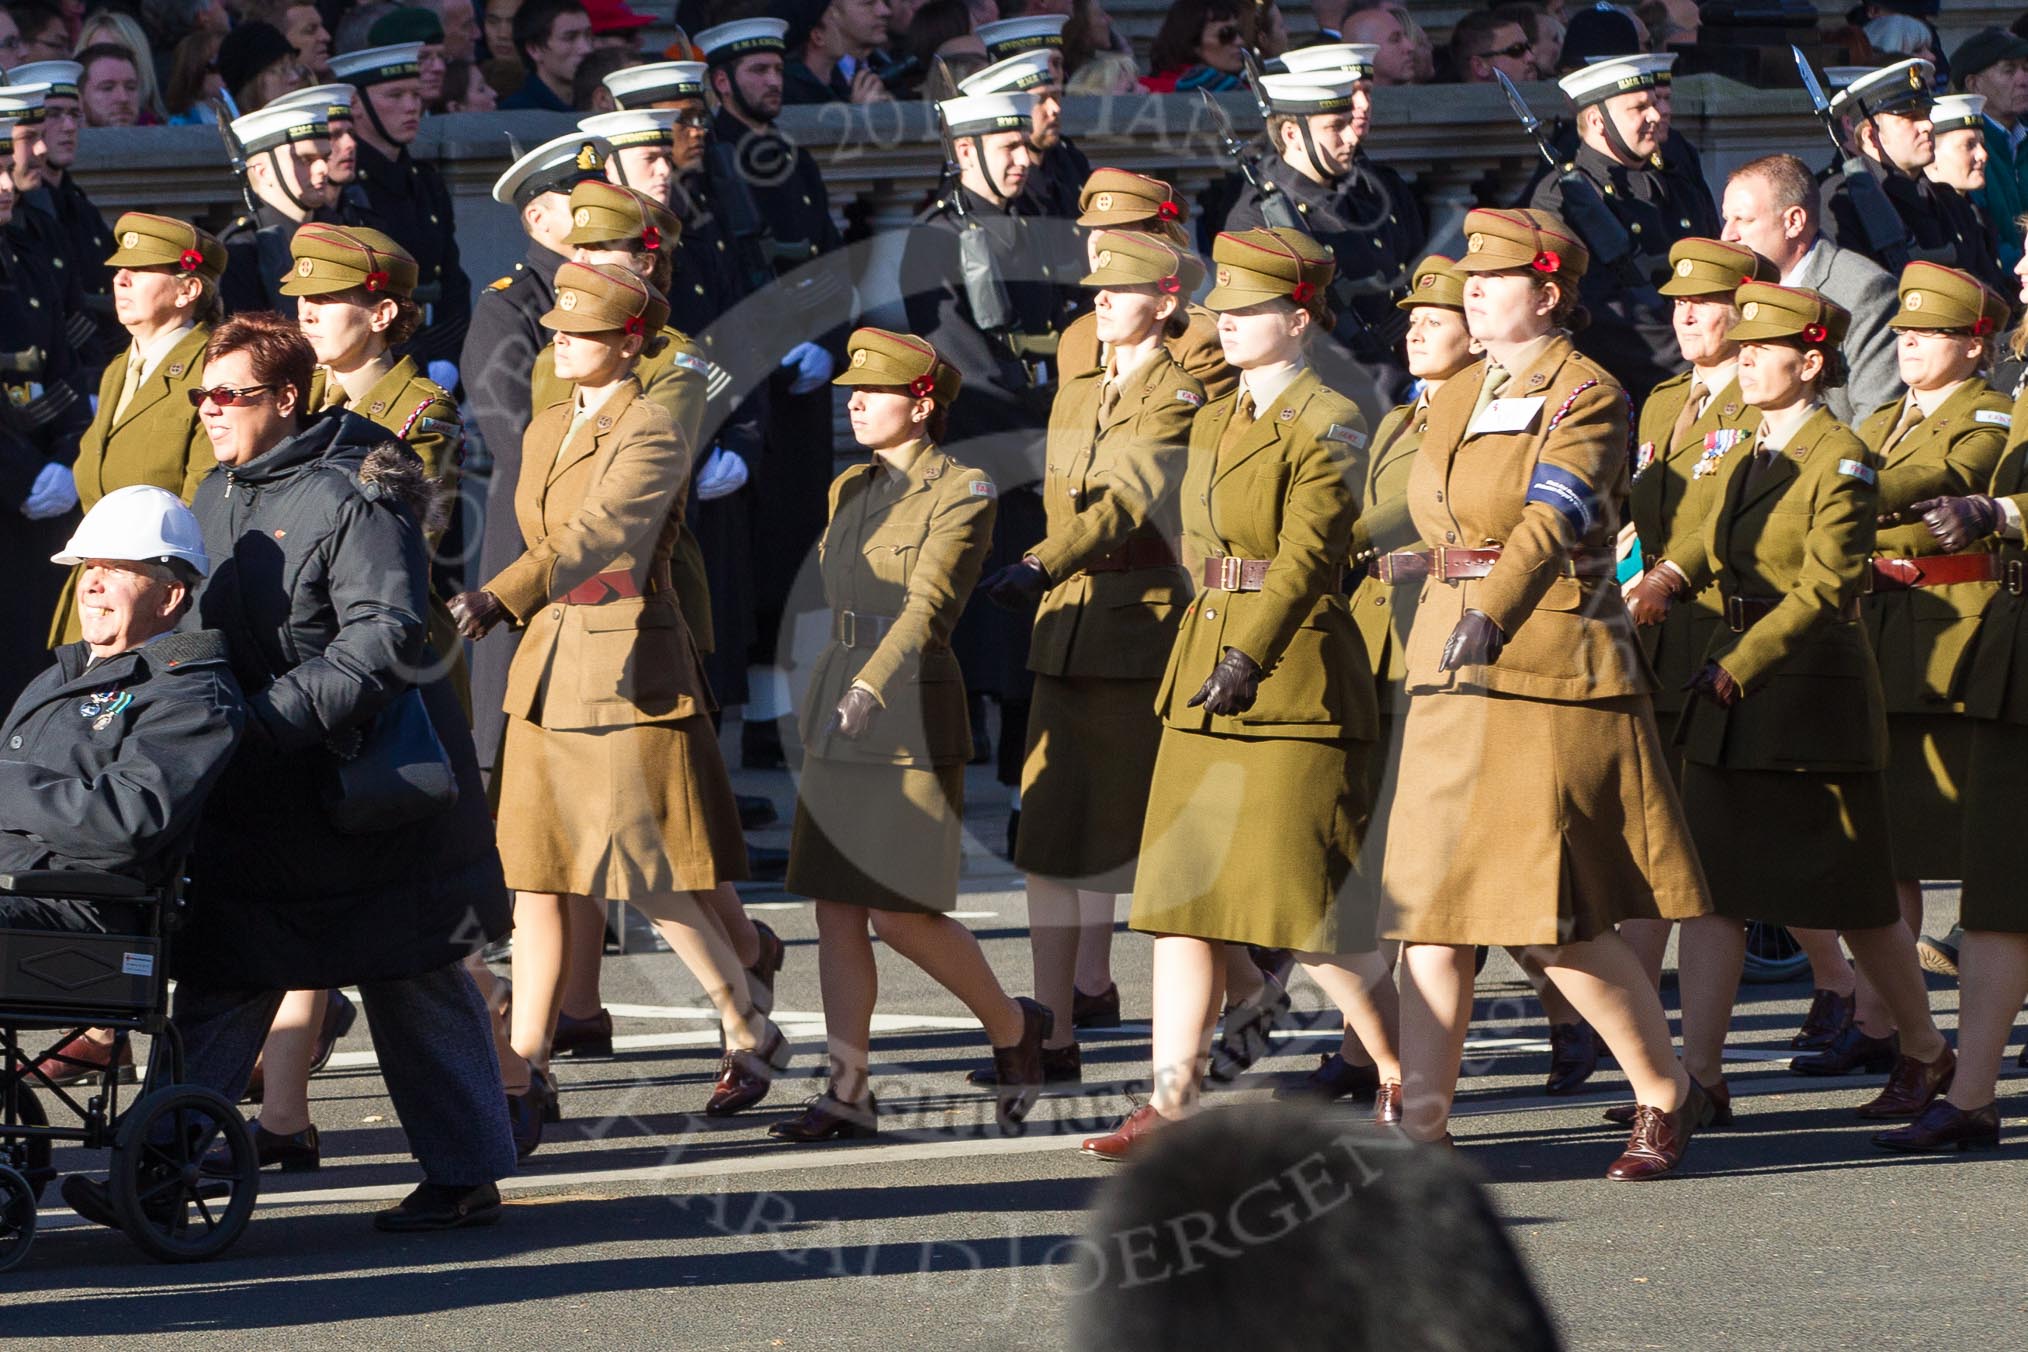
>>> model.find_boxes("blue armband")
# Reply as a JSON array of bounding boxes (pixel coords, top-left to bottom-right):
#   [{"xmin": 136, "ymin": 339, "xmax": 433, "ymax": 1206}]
[{"xmin": 1525, "ymin": 464, "xmax": 1600, "ymax": 535}]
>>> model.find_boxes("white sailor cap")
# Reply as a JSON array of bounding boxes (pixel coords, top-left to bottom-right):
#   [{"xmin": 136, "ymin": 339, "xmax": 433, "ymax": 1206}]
[
  {"xmin": 231, "ymin": 101, "xmax": 330, "ymax": 154},
  {"xmin": 1558, "ymin": 52, "xmax": 1674, "ymax": 107},
  {"xmin": 8, "ymin": 60, "xmax": 81, "ymax": 98},
  {"xmin": 330, "ymin": 42, "xmax": 424, "ymax": 87},
  {"xmin": 694, "ymin": 17, "xmax": 788, "ymax": 66},
  {"xmin": 603, "ymin": 60, "xmax": 707, "ymax": 108},
  {"xmin": 270, "ymin": 82, "xmax": 355, "ymax": 120},
  {"xmin": 975, "ymin": 15, "xmax": 1066, "ymax": 59},
  {"xmin": 1928, "ymin": 92, "xmax": 1986, "ymax": 134},
  {"xmin": 1275, "ymin": 43, "xmax": 1378, "ymax": 80},
  {"xmin": 1823, "ymin": 66, "xmax": 1872, "ymax": 89},
  {"xmin": 958, "ymin": 51, "xmax": 1056, "ymax": 96},
  {"xmin": 0, "ymin": 84, "xmax": 51, "ymax": 122},
  {"xmin": 1828, "ymin": 58, "xmax": 1934, "ymax": 119},
  {"xmin": 579, "ymin": 108, "xmax": 680, "ymax": 149},
  {"xmin": 491, "ymin": 132, "xmax": 613, "ymax": 207},
  {"xmin": 1256, "ymin": 72, "xmax": 1360, "ymax": 115},
  {"xmin": 937, "ymin": 92, "xmax": 1036, "ymax": 137}
]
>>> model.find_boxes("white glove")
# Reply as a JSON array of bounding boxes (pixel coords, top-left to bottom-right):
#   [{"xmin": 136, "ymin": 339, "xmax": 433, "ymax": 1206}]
[
  {"xmin": 695, "ymin": 447, "xmax": 750, "ymax": 501},
  {"xmin": 427, "ymin": 359, "xmax": 460, "ymax": 393},
  {"xmin": 781, "ymin": 342, "xmax": 833, "ymax": 396},
  {"xmin": 20, "ymin": 462, "xmax": 78, "ymax": 520}
]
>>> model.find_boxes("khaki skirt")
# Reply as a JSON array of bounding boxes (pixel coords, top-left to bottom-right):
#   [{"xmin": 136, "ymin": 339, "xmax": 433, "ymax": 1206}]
[
  {"xmin": 1957, "ymin": 717, "xmax": 2028, "ymax": 933},
  {"xmin": 497, "ymin": 713, "xmax": 748, "ymax": 903},
  {"xmin": 1013, "ymin": 673, "xmax": 1163, "ymax": 889},
  {"xmin": 1883, "ymin": 713, "xmax": 1969, "ymax": 880},
  {"xmin": 1129, "ymin": 730, "xmax": 1371, "ymax": 952},
  {"xmin": 787, "ymin": 756, "xmax": 966, "ymax": 913},
  {"xmin": 1680, "ymin": 763, "xmax": 1897, "ymax": 930},
  {"xmin": 1378, "ymin": 690, "xmax": 1711, "ymax": 947}
]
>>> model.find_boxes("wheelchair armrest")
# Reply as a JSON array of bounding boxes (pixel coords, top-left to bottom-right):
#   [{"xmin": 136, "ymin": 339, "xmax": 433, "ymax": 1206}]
[{"xmin": 0, "ymin": 870, "xmax": 151, "ymax": 900}]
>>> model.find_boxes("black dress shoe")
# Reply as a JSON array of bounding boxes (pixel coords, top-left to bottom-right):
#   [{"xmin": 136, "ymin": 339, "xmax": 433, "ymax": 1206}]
[
  {"xmin": 1792, "ymin": 988, "xmax": 1856, "ymax": 1050},
  {"xmin": 1272, "ymin": 1052, "xmax": 1381, "ymax": 1103},
  {"xmin": 1071, "ymin": 983, "xmax": 1120, "ymax": 1029},
  {"xmin": 1207, "ymin": 975, "xmax": 1290, "ymax": 1083},
  {"xmin": 308, "ymin": 990, "xmax": 358, "ymax": 1075},
  {"xmin": 748, "ymin": 921, "xmax": 787, "ymax": 1013},
  {"xmin": 746, "ymin": 844, "xmax": 790, "ymax": 882},
  {"xmin": 1873, "ymin": 1099, "xmax": 2001, "ymax": 1152},
  {"xmin": 1791, "ymin": 1024, "xmax": 1899, "ymax": 1076},
  {"xmin": 552, "ymin": 1008, "xmax": 614, "ymax": 1058},
  {"xmin": 969, "ymin": 1041, "xmax": 1080, "ymax": 1086},
  {"xmin": 989, "ymin": 998, "xmax": 1054, "ymax": 1128},
  {"xmin": 1916, "ymin": 926, "xmax": 1963, "ymax": 980},
  {"xmin": 253, "ymin": 1122, "xmax": 320, "ymax": 1171},
  {"xmin": 374, "ymin": 1181, "xmax": 503, "ymax": 1232},
  {"xmin": 506, "ymin": 1084, "xmax": 543, "ymax": 1160},
  {"xmin": 61, "ymin": 1174, "xmax": 122, "ymax": 1229},
  {"xmin": 736, "ymin": 793, "xmax": 779, "ymax": 830},
  {"xmin": 768, "ymin": 1092, "xmax": 879, "ymax": 1142},
  {"xmin": 1544, "ymin": 1021, "xmax": 1603, "ymax": 1096}
]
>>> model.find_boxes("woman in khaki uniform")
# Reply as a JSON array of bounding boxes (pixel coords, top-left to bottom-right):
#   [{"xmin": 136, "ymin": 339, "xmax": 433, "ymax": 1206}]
[
  {"xmin": 1376, "ymin": 208, "xmax": 1710, "ymax": 1180},
  {"xmin": 49, "ymin": 213, "xmax": 224, "ymax": 645},
  {"xmin": 1084, "ymin": 229, "xmax": 1398, "ymax": 1160},
  {"xmin": 1640, "ymin": 281, "xmax": 1955, "ymax": 1124},
  {"xmin": 969, "ymin": 231, "xmax": 1204, "ymax": 1085},
  {"xmin": 774, "ymin": 328, "xmax": 1050, "ymax": 1144},
  {"xmin": 449, "ymin": 262, "xmax": 787, "ymax": 1138}
]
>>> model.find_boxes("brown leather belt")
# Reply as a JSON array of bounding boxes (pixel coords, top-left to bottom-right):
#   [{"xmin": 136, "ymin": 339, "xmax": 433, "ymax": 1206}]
[
  {"xmin": 1723, "ymin": 594, "xmax": 1861, "ymax": 631},
  {"xmin": 562, "ymin": 569, "xmax": 664, "ymax": 605},
  {"xmin": 1201, "ymin": 556, "xmax": 1272, "ymax": 591},
  {"xmin": 1867, "ymin": 554, "xmax": 2022, "ymax": 593},
  {"xmin": 1086, "ymin": 539, "xmax": 1179, "ymax": 573},
  {"xmin": 833, "ymin": 609, "xmax": 897, "ymax": 648},
  {"xmin": 1368, "ymin": 546, "xmax": 1619, "ymax": 584}
]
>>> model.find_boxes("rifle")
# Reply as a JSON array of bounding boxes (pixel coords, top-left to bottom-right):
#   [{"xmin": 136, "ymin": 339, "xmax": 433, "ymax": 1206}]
[
  {"xmin": 207, "ymin": 92, "xmax": 261, "ymax": 221},
  {"xmin": 1233, "ymin": 50, "xmax": 1302, "ymax": 232},
  {"xmin": 1791, "ymin": 45, "xmax": 1911, "ymax": 275},
  {"xmin": 927, "ymin": 55, "xmax": 1014, "ymax": 335}
]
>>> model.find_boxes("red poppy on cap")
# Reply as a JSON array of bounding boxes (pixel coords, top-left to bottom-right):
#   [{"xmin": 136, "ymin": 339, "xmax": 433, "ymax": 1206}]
[
  {"xmin": 1290, "ymin": 280, "xmax": 1315, "ymax": 305},
  {"xmin": 1156, "ymin": 200, "xmax": 1182, "ymax": 222},
  {"xmin": 1974, "ymin": 316, "xmax": 1995, "ymax": 336},
  {"xmin": 1531, "ymin": 250, "xmax": 1560, "ymax": 274},
  {"xmin": 641, "ymin": 225, "xmax": 661, "ymax": 252},
  {"xmin": 179, "ymin": 249, "xmax": 204, "ymax": 272},
  {"xmin": 1802, "ymin": 322, "xmax": 1827, "ymax": 344},
  {"xmin": 1158, "ymin": 274, "xmax": 1181, "ymax": 295},
  {"xmin": 366, "ymin": 270, "xmax": 392, "ymax": 293},
  {"xmin": 624, "ymin": 316, "xmax": 645, "ymax": 336},
  {"xmin": 909, "ymin": 373, "xmax": 937, "ymax": 399}
]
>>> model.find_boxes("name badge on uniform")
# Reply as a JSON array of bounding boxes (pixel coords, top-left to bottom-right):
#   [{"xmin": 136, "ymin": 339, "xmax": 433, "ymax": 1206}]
[
  {"xmin": 1976, "ymin": 409, "xmax": 2013, "ymax": 428},
  {"xmin": 1323, "ymin": 423, "xmax": 1367, "ymax": 449},
  {"xmin": 1174, "ymin": 389, "xmax": 1203, "ymax": 408},
  {"xmin": 1467, "ymin": 396, "xmax": 1544, "ymax": 437},
  {"xmin": 1837, "ymin": 458, "xmax": 1877, "ymax": 485}
]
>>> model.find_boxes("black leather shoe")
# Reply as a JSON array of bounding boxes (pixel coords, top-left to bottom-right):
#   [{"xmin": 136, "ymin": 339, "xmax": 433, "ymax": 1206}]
[
  {"xmin": 748, "ymin": 921, "xmax": 787, "ymax": 1013},
  {"xmin": 1544, "ymin": 1021, "xmax": 1604, "ymax": 1096},
  {"xmin": 1873, "ymin": 1099, "xmax": 2000, "ymax": 1152},
  {"xmin": 1071, "ymin": 983, "xmax": 1120, "ymax": 1028},
  {"xmin": 1791, "ymin": 1024, "xmax": 1899, "ymax": 1076},
  {"xmin": 736, "ymin": 793, "xmax": 779, "ymax": 830},
  {"xmin": 61, "ymin": 1174, "xmax": 121, "ymax": 1229},
  {"xmin": 1916, "ymin": 926, "xmax": 1963, "ymax": 979},
  {"xmin": 1792, "ymin": 988, "xmax": 1856, "ymax": 1050},
  {"xmin": 969, "ymin": 1040, "xmax": 1080, "ymax": 1086},
  {"xmin": 308, "ymin": 990, "xmax": 357, "ymax": 1075},
  {"xmin": 506, "ymin": 1084, "xmax": 543, "ymax": 1160},
  {"xmin": 552, "ymin": 1008, "xmax": 614, "ymax": 1058},
  {"xmin": 253, "ymin": 1122, "xmax": 320, "ymax": 1171},
  {"xmin": 989, "ymin": 998, "xmax": 1054, "ymax": 1128},
  {"xmin": 374, "ymin": 1181, "xmax": 503, "ymax": 1232},
  {"xmin": 768, "ymin": 1092, "xmax": 878, "ymax": 1142},
  {"xmin": 1273, "ymin": 1052, "xmax": 1382, "ymax": 1103}
]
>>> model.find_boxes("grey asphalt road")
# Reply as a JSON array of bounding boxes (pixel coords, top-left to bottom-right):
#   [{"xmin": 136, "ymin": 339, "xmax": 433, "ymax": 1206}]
[{"xmin": 3, "ymin": 757, "xmax": 2023, "ymax": 1351}]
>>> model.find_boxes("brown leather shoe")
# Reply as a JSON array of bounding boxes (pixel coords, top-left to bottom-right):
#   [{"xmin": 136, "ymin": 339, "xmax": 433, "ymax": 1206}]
[
  {"xmin": 1791, "ymin": 988, "xmax": 1856, "ymax": 1050},
  {"xmin": 1605, "ymin": 1081, "xmax": 1706, "ymax": 1181},
  {"xmin": 767, "ymin": 1091, "xmax": 878, "ymax": 1143},
  {"xmin": 704, "ymin": 1022, "xmax": 794, "ymax": 1117},
  {"xmin": 989, "ymin": 998, "xmax": 1054, "ymax": 1128},
  {"xmin": 32, "ymin": 1032, "xmax": 133, "ymax": 1088},
  {"xmin": 1273, "ymin": 1052, "xmax": 1382, "ymax": 1103},
  {"xmin": 1373, "ymin": 1081, "xmax": 1402, "ymax": 1125},
  {"xmin": 1071, "ymin": 983, "xmax": 1121, "ymax": 1029},
  {"xmin": 748, "ymin": 921, "xmax": 787, "ymax": 1015},
  {"xmin": 1081, "ymin": 1104, "xmax": 1168, "ymax": 1161},
  {"xmin": 1872, "ymin": 1099, "xmax": 2000, "ymax": 1152},
  {"xmin": 1856, "ymin": 1046, "xmax": 1956, "ymax": 1119},
  {"xmin": 1791, "ymin": 1023, "xmax": 1898, "ymax": 1076},
  {"xmin": 968, "ymin": 1040, "xmax": 1080, "ymax": 1087},
  {"xmin": 1605, "ymin": 1077, "xmax": 1731, "ymax": 1128},
  {"xmin": 1545, "ymin": 1021, "xmax": 1604, "ymax": 1095},
  {"xmin": 552, "ymin": 1008, "xmax": 614, "ymax": 1059}
]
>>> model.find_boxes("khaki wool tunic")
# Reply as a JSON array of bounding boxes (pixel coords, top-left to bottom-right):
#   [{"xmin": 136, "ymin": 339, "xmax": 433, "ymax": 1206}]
[
  {"xmin": 787, "ymin": 443, "xmax": 996, "ymax": 912},
  {"xmin": 1852, "ymin": 379, "xmax": 2011, "ymax": 879},
  {"xmin": 1378, "ymin": 333, "xmax": 1712, "ymax": 948},
  {"xmin": 49, "ymin": 324, "xmax": 214, "ymax": 645},
  {"xmin": 485, "ymin": 378, "xmax": 745, "ymax": 902},
  {"xmin": 1014, "ymin": 346, "xmax": 1203, "ymax": 888}
]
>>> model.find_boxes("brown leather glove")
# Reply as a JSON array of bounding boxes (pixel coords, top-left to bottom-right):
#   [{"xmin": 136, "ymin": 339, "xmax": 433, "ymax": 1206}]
[
  {"xmin": 1438, "ymin": 609, "xmax": 1506, "ymax": 671},
  {"xmin": 448, "ymin": 589, "xmax": 507, "ymax": 641},
  {"xmin": 1186, "ymin": 647, "xmax": 1262, "ymax": 716},
  {"xmin": 1911, "ymin": 495, "xmax": 2003, "ymax": 553},
  {"xmin": 1685, "ymin": 660, "xmax": 1743, "ymax": 708},
  {"xmin": 828, "ymin": 686, "xmax": 880, "ymax": 740},
  {"xmin": 1625, "ymin": 566, "xmax": 1685, "ymax": 627}
]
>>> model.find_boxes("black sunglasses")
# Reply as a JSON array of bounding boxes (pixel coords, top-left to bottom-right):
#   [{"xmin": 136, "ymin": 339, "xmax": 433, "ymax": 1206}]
[
  {"xmin": 186, "ymin": 383, "xmax": 275, "ymax": 408},
  {"xmin": 1492, "ymin": 40, "xmax": 1534, "ymax": 59},
  {"xmin": 1210, "ymin": 24, "xmax": 1240, "ymax": 43}
]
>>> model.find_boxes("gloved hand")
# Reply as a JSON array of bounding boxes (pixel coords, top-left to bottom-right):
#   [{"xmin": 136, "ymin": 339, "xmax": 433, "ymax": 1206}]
[
  {"xmin": 827, "ymin": 686, "xmax": 880, "ymax": 740},
  {"xmin": 20, "ymin": 462, "xmax": 78, "ymax": 520},
  {"xmin": 1624, "ymin": 566, "xmax": 1685, "ymax": 627},
  {"xmin": 1911, "ymin": 495, "xmax": 2002, "ymax": 553},
  {"xmin": 427, "ymin": 359, "xmax": 460, "ymax": 395},
  {"xmin": 448, "ymin": 589, "xmax": 507, "ymax": 641},
  {"xmin": 1187, "ymin": 647, "xmax": 1262, "ymax": 717},
  {"xmin": 781, "ymin": 342, "xmax": 834, "ymax": 396},
  {"xmin": 1685, "ymin": 660, "xmax": 1743, "ymax": 708},
  {"xmin": 695, "ymin": 447, "xmax": 750, "ymax": 501},
  {"xmin": 979, "ymin": 555, "xmax": 1049, "ymax": 610},
  {"xmin": 1438, "ymin": 609, "xmax": 1506, "ymax": 671}
]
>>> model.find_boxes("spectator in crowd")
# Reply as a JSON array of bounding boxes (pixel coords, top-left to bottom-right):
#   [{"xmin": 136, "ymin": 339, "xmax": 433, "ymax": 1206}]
[
  {"xmin": 583, "ymin": 0, "xmax": 654, "ymax": 51},
  {"xmin": 483, "ymin": 0, "xmax": 523, "ymax": 61},
  {"xmin": 371, "ymin": 6, "xmax": 450, "ymax": 106},
  {"xmin": 76, "ymin": 41, "xmax": 142, "ymax": 126},
  {"xmin": 421, "ymin": 0, "xmax": 479, "ymax": 63},
  {"xmin": 77, "ymin": 11, "xmax": 167, "ymax": 120},
  {"xmin": 1063, "ymin": 46, "xmax": 1132, "ymax": 93},
  {"xmin": 1959, "ymin": 28, "xmax": 2028, "ymax": 271},
  {"xmin": 1141, "ymin": 0, "xmax": 1256, "ymax": 94},
  {"xmin": 1496, "ymin": 2, "xmax": 1563, "ymax": 75},
  {"xmin": 162, "ymin": 30, "xmax": 222, "ymax": 124},
  {"xmin": 1637, "ymin": 0, "xmax": 1698, "ymax": 49},
  {"xmin": 1390, "ymin": 3, "xmax": 1434, "ymax": 82},
  {"xmin": 11, "ymin": 0, "xmax": 70, "ymax": 63},
  {"xmin": 571, "ymin": 44, "xmax": 637, "ymax": 110},
  {"xmin": 1062, "ymin": 0, "xmax": 1130, "ymax": 80},
  {"xmin": 1448, "ymin": 7, "xmax": 1537, "ymax": 83},
  {"xmin": 1342, "ymin": 2, "xmax": 1417, "ymax": 85},
  {"xmin": 780, "ymin": 0, "xmax": 896, "ymax": 105},
  {"xmin": 499, "ymin": 0, "xmax": 593, "ymax": 110},
  {"xmin": 217, "ymin": 21, "xmax": 310, "ymax": 115},
  {"xmin": 440, "ymin": 55, "xmax": 499, "ymax": 109},
  {"xmin": 898, "ymin": 0, "xmax": 975, "ymax": 95},
  {"xmin": 245, "ymin": 0, "xmax": 334, "ymax": 79},
  {"xmin": 1308, "ymin": 0, "xmax": 1349, "ymax": 42},
  {"xmin": 1862, "ymin": 12, "xmax": 1935, "ymax": 67}
]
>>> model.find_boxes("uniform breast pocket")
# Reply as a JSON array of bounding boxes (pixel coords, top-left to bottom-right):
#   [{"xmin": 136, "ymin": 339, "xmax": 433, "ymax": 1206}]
[
  {"xmin": 861, "ymin": 524, "xmax": 929, "ymax": 588},
  {"xmin": 577, "ymin": 599, "xmax": 688, "ymax": 714},
  {"xmin": 1238, "ymin": 463, "xmax": 1292, "ymax": 551}
]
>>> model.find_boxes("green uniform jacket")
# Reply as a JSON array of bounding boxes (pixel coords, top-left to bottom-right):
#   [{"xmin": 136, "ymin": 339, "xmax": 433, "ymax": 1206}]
[
  {"xmin": 308, "ymin": 356, "xmax": 461, "ymax": 482},
  {"xmin": 798, "ymin": 445, "xmax": 996, "ymax": 767},
  {"xmin": 1854, "ymin": 379, "xmax": 2011, "ymax": 711},
  {"xmin": 50, "ymin": 324, "xmax": 215, "ymax": 645},
  {"xmin": 1056, "ymin": 303, "xmax": 1238, "ymax": 401},
  {"xmin": 1027, "ymin": 348, "xmax": 1203, "ymax": 679},
  {"xmin": 1154, "ymin": 366, "xmax": 1375, "ymax": 741},
  {"xmin": 1632, "ymin": 368, "xmax": 1760, "ymax": 714},
  {"xmin": 1669, "ymin": 406, "xmax": 1888, "ymax": 771},
  {"xmin": 1348, "ymin": 399, "xmax": 1427, "ymax": 698},
  {"xmin": 1955, "ymin": 394, "xmax": 2028, "ymax": 724}
]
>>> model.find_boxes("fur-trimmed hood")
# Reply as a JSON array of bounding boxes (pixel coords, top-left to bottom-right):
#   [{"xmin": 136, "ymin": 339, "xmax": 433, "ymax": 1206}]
[{"xmin": 357, "ymin": 441, "xmax": 449, "ymax": 538}]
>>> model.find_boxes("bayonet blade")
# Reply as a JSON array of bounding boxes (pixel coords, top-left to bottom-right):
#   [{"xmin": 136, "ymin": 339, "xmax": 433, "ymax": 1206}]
[
  {"xmin": 1792, "ymin": 45, "xmax": 1832, "ymax": 115},
  {"xmin": 1493, "ymin": 69, "xmax": 1539, "ymax": 135}
]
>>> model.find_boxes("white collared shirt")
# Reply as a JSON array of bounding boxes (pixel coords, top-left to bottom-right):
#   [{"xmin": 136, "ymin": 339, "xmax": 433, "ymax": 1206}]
[
  {"xmin": 1778, "ymin": 240, "xmax": 1827, "ymax": 288},
  {"xmin": 1239, "ymin": 359, "xmax": 1307, "ymax": 415},
  {"xmin": 1756, "ymin": 399, "xmax": 1821, "ymax": 452},
  {"xmin": 1692, "ymin": 359, "xmax": 1738, "ymax": 415}
]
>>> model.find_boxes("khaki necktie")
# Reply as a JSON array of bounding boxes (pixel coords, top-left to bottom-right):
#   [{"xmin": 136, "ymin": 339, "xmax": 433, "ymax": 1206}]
[
  {"xmin": 1667, "ymin": 377, "xmax": 1707, "ymax": 452},
  {"xmin": 111, "ymin": 350, "xmax": 144, "ymax": 422},
  {"xmin": 1097, "ymin": 378, "xmax": 1122, "ymax": 425},
  {"xmin": 1880, "ymin": 398, "xmax": 1925, "ymax": 455},
  {"xmin": 1469, "ymin": 364, "xmax": 1512, "ymax": 428}
]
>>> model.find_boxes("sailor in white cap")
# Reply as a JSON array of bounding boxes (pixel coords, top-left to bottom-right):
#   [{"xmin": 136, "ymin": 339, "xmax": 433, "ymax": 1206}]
[
  {"xmin": 11, "ymin": 60, "xmax": 118, "ymax": 357},
  {"xmin": 959, "ymin": 48, "xmax": 1091, "ymax": 228},
  {"xmin": 1223, "ymin": 61, "xmax": 1424, "ymax": 410},
  {"xmin": 1920, "ymin": 93, "xmax": 2008, "ymax": 291},
  {"xmin": 1821, "ymin": 59, "xmax": 1970, "ymax": 278},
  {"xmin": 975, "ymin": 14, "xmax": 1067, "ymax": 62},
  {"xmin": 220, "ymin": 102, "xmax": 334, "ymax": 318},
  {"xmin": 269, "ymin": 82, "xmax": 359, "ymax": 189}
]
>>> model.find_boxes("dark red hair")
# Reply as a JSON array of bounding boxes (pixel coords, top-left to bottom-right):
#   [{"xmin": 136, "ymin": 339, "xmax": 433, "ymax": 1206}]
[{"xmin": 203, "ymin": 312, "xmax": 317, "ymax": 416}]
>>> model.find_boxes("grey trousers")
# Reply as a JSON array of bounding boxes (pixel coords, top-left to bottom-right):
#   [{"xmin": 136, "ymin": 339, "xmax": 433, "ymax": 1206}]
[{"xmin": 170, "ymin": 960, "xmax": 517, "ymax": 1188}]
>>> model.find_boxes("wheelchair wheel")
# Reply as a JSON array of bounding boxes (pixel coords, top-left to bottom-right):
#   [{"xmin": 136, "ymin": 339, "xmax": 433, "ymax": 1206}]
[
  {"xmin": 1742, "ymin": 921, "xmax": 1813, "ymax": 985},
  {"xmin": 0, "ymin": 1164, "xmax": 34, "ymax": 1273},
  {"xmin": 108, "ymin": 1087, "xmax": 258, "ymax": 1264},
  {"xmin": 0, "ymin": 1076, "xmax": 53, "ymax": 1202}
]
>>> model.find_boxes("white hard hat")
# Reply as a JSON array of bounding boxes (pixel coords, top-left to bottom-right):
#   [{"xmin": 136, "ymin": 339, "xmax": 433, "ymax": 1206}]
[{"xmin": 52, "ymin": 485, "xmax": 211, "ymax": 577}]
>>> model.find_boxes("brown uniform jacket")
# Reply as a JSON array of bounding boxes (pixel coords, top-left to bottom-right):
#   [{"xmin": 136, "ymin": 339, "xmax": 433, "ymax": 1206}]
[
  {"xmin": 1056, "ymin": 303, "xmax": 1236, "ymax": 401},
  {"xmin": 1348, "ymin": 399, "xmax": 1427, "ymax": 695},
  {"xmin": 1403, "ymin": 334, "xmax": 1649, "ymax": 703},
  {"xmin": 50, "ymin": 324, "xmax": 215, "ymax": 645},
  {"xmin": 307, "ymin": 356, "xmax": 461, "ymax": 481},
  {"xmin": 1667, "ymin": 405, "xmax": 1888, "ymax": 771},
  {"xmin": 1958, "ymin": 399, "xmax": 2028, "ymax": 724},
  {"xmin": 1155, "ymin": 366, "xmax": 1375, "ymax": 740},
  {"xmin": 1854, "ymin": 380, "xmax": 2011, "ymax": 711},
  {"xmin": 484, "ymin": 378, "xmax": 708, "ymax": 731},
  {"xmin": 798, "ymin": 444, "xmax": 996, "ymax": 767},
  {"xmin": 1631, "ymin": 369, "xmax": 1759, "ymax": 713},
  {"xmin": 1027, "ymin": 348, "xmax": 1203, "ymax": 679}
]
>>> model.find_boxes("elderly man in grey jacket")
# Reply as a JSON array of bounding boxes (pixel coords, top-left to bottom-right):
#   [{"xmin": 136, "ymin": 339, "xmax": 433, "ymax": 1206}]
[{"xmin": 1719, "ymin": 152, "xmax": 1902, "ymax": 424}]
